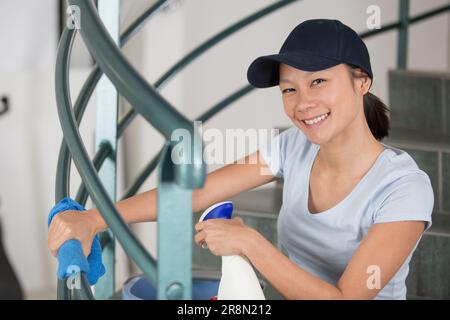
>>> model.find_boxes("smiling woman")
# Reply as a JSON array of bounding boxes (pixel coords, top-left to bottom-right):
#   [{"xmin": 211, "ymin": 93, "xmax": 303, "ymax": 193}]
[{"xmin": 241, "ymin": 19, "xmax": 434, "ymax": 299}]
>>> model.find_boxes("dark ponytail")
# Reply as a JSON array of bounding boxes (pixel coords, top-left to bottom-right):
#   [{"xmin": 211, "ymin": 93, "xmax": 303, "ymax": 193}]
[
  {"xmin": 363, "ymin": 92, "xmax": 390, "ymax": 140},
  {"xmin": 347, "ymin": 65, "xmax": 390, "ymax": 141}
]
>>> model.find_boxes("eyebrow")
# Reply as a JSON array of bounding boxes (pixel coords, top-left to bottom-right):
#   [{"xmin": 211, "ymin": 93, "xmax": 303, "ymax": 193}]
[
  {"xmin": 279, "ymin": 78, "xmax": 294, "ymax": 84},
  {"xmin": 279, "ymin": 71, "xmax": 319, "ymax": 84}
]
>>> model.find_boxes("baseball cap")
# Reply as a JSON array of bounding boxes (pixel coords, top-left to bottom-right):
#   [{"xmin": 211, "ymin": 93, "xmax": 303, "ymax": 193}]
[{"xmin": 247, "ymin": 19, "xmax": 373, "ymax": 88}]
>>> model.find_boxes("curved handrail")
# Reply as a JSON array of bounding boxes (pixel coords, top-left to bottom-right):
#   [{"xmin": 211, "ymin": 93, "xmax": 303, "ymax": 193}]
[
  {"xmin": 56, "ymin": 26, "xmax": 157, "ymax": 297},
  {"xmin": 121, "ymin": 84, "xmax": 254, "ymax": 200},
  {"xmin": 67, "ymin": 0, "xmax": 298, "ymax": 204},
  {"xmin": 56, "ymin": 0, "xmax": 169, "ymax": 202},
  {"xmin": 54, "ymin": 0, "xmax": 297, "ymax": 301},
  {"xmin": 57, "ymin": 0, "xmax": 298, "ymax": 204},
  {"xmin": 69, "ymin": 0, "xmax": 205, "ymax": 189},
  {"xmin": 78, "ymin": 84, "xmax": 254, "ymax": 203},
  {"xmin": 75, "ymin": 85, "xmax": 255, "ymax": 204},
  {"xmin": 54, "ymin": 0, "xmax": 169, "ymax": 299},
  {"xmin": 117, "ymin": 0, "xmax": 298, "ymax": 137}
]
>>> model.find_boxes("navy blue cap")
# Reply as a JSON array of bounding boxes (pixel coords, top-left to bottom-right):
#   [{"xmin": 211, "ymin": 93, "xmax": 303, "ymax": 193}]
[{"xmin": 247, "ymin": 19, "xmax": 373, "ymax": 88}]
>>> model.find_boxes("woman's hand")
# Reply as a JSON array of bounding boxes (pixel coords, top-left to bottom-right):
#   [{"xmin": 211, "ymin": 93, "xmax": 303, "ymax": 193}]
[
  {"xmin": 194, "ymin": 217, "xmax": 255, "ymax": 257},
  {"xmin": 48, "ymin": 209, "xmax": 100, "ymax": 257}
]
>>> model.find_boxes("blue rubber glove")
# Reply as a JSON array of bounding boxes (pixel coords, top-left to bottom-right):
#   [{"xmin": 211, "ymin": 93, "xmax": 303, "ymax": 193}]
[{"xmin": 48, "ymin": 197, "xmax": 105, "ymax": 285}]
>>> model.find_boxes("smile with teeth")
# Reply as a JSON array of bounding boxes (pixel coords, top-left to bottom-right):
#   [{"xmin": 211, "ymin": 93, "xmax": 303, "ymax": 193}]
[{"xmin": 302, "ymin": 112, "xmax": 330, "ymax": 125}]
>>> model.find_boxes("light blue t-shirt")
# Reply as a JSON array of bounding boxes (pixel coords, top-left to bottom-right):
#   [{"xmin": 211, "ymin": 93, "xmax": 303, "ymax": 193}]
[{"xmin": 259, "ymin": 126, "xmax": 434, "ymax": 300}]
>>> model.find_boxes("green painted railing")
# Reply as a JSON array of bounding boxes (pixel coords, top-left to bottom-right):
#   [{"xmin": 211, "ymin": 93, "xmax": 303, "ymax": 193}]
[
  {"xmin": 54, "ymin": 0, "xmax": 450, "ymax": 299},
  {"xmin": 56, "ymin": 24, "xmax": 160, "ymax": 299},
  {"xmin": 68, "ymin": 0, "xmax": 297, "ymax": 204},
  {"xmin": 55, "ymin": 0, "xmax": 297, "ymax": 300}
]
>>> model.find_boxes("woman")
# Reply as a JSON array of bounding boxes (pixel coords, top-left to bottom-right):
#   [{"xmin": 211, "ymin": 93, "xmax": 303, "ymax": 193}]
[{"xmin": 48, "ymin": 19, "xmax": 434, "ymax": 300}]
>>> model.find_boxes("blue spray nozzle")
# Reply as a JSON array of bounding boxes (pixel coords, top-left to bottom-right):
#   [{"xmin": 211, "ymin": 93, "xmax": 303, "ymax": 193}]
[{"xmin": 199, "ymin": 201, "xmax": 233, "ymax": 222}]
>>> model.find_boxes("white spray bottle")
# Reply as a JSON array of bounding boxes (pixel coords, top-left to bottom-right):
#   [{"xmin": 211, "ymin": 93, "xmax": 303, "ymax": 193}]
[{"xmin": 199, "ymin": 201, "xmax": 265, "ymax": 300}]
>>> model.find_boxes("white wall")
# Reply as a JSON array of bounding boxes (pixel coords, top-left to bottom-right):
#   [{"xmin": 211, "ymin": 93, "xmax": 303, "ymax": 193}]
[
  {"xmin": 0, "ymin": 0, "xmax": 449, "ymax": 298},
  {"xmin": 0, "ymin": 0, "xmax": 142, "ymax": 296},
  {"xmin": 0, "ymin": 67, "xmax": 102, "ymax": 295},
  {"xmin": 0, "ymin": 0, "xmax": 59, "ymax": 296}
]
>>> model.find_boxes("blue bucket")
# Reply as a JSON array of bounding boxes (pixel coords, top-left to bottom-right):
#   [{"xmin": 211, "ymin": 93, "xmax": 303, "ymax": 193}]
[{"xmin": 121, "ymin": 270, "xmax": 222, "ymax": 300}]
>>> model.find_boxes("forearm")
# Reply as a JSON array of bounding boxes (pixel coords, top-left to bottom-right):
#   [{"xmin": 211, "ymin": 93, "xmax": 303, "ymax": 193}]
[
  {"xmin": 243, "ymin": 229, "xmax": 344, "ymax": 300},
  {"xmin": 89, "ymin": 152, "xmax": 274, "ymax": 233},
  {"xmin": 90, "ymin": 167, "xmax": 255, "ymax": 233},
  {"xmin": 90, "ymin": 188, "xmax": 158, "ymax": 233}
]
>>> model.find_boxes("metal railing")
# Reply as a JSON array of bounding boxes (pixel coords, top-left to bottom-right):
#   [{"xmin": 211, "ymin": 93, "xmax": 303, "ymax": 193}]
[
  {"xmin": 54, "ymin": 0, "xmax": 450, "ymax": 299},
  {"xmin": 55, "ymin": 0, "xmax": 297, "ymax": 300}
]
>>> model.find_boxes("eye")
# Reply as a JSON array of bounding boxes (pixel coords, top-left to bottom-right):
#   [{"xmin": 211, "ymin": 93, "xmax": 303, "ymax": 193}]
[
  {"xmin": 311, "ymin": 78, "xmax": 326, "ymax": 86},
  {"xmin": 281, "ymin": 88, "xmax": 295, "ymax": 94}
]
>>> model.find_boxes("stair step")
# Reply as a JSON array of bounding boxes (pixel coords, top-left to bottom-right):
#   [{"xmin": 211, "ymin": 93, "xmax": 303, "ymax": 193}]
[
  {"xmin": 384, "ymin": 127, "xmax": 450, "ymax": 215},
  {"xmin": 385, "ymin": 127, "xmax": 450, "ymax": 151},
  {"xmin": 388, "ymin": 69, "xmax": 450, "ymax": 135},
  {"xmin": 406, "ymin": 212, "xmax": 450, "ymax": 299}
]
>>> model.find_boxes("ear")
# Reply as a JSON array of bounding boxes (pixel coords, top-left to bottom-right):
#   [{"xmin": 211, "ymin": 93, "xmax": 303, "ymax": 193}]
[
  {"xmin": 356, "ymin": 74, "xmax": 371, "ymax": 96},
  {"xmin": 347, "ymin": 66, "xmax": 372, "ymax": 95}
]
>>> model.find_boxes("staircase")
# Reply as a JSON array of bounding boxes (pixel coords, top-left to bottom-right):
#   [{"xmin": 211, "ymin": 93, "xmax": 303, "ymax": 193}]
[{"xmin": 386, "ymin": 69, "xmax": 450, "ymax": 300}]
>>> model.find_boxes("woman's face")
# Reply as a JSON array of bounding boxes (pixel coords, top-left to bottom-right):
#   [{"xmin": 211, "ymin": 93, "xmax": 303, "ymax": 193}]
[{"xmin": 279, "ymin": 63, "xmax": 369, "ymax": 145}]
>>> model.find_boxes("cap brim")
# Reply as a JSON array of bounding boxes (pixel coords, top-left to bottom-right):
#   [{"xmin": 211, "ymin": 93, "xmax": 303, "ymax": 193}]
[{"xmin": 247, "ymin": 51, "xmax": 341, "ymax": 88}]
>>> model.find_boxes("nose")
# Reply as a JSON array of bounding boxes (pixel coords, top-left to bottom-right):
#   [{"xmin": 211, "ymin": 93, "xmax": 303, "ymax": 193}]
[{"xmin": 294, "ymin": 94, "xmax": 316, "ymax": 115}]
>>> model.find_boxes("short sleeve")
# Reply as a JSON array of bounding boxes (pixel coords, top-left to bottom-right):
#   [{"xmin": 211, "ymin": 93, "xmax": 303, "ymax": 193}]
[
  {"xmin": 373, "ymin": 172, "xmax": 434, "ymax": 232},
  {"xmin": 258, "ymin": 127, "xmax": 296, "ymax": 178}
]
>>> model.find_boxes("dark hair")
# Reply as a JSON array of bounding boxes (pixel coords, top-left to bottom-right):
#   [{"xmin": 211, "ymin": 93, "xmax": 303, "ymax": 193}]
[{"xmin": 346, "ymin": 65, "xmax": 390, "ymax": 140}]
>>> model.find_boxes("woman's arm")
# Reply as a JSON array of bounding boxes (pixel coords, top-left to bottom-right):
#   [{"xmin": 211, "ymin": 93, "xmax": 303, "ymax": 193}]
[
  {"xmin": 195, "ymin": 218, "xmax": 426, "ymax": 299},
  {"xmin": 93, "ymin": 151, "xmax": 275, "ymax": 230},
  {"xmin": 48, "ymin": 151, "xmax": 275, "ymax": 256},
  {"xmin": 244, "ymin": 220, "xmax": 426, "ymax": 299}
]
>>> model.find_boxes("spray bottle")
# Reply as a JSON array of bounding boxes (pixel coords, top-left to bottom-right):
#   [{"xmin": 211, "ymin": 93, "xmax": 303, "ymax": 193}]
[{"xmin": 199, "ymin": 201, "xmax": 265, "ymax": 300}]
